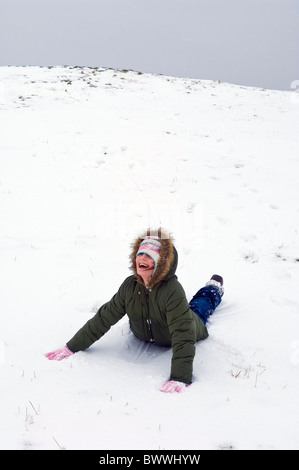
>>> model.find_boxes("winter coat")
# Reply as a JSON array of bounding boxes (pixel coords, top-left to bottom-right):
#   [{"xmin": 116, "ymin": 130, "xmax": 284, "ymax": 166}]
[{"xmin": 66, "ymin": 229, "xmax": 208, "ymax": 384}]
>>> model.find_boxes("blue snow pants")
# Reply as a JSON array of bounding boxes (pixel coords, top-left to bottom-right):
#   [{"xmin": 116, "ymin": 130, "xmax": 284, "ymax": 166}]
[{"xmin": 189, "ymin": 285, "xmax": 222, "ymax": 324}]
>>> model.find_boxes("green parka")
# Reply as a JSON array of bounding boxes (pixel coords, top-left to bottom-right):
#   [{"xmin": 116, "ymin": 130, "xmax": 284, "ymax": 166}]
[{"xmin": 67, "ymin": 229, "xmax": 208, "ymax": 384}]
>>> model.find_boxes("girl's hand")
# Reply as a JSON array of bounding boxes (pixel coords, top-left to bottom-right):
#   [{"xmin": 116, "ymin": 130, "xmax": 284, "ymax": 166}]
[
  {"xmin": 160, "ymin": 380, "xmax": 188, "ymax": 393},
  {"xmin": 45, "ymin": 345, "xmax": 73, "ymax": 361}
]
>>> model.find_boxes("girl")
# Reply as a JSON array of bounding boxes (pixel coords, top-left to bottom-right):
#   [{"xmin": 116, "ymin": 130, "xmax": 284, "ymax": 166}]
[{"xmin": 45, "ymin": 228, "xmax": 223, "ymax": 393}]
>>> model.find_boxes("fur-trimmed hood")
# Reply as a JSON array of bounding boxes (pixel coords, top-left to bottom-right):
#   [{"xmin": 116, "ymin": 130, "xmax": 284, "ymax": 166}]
[{"xmin": 130, "ymin": 228, "xmax": 178, "ymax": 289}]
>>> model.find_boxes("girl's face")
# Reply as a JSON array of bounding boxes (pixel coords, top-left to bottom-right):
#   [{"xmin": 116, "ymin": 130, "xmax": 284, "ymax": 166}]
[{"xmin": 136, "ymin": 253, "xmax": 155, "ymax": 276}]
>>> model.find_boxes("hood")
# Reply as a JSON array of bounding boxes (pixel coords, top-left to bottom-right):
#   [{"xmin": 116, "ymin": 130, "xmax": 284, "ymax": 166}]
[{"xmin": 130, "ymin": 228, "xmax": 177, "ymax": 289}]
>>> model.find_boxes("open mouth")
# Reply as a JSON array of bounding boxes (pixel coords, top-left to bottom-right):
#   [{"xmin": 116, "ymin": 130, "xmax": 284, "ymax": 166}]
[{"xmin": 138, "ymin": 262, "xmax": 149, "ymax": 269}]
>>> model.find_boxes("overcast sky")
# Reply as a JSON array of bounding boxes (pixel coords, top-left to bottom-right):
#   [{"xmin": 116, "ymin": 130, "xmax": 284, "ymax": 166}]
[{"xmin": 0, "ymin": 0, "xmax": 298, "ymax": 91}]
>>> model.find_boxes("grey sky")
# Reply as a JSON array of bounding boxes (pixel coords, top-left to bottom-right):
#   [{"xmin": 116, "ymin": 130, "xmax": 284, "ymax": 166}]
[{"xmin": 0, "ymin": 0, "xmax": 298, "ymax": 91}]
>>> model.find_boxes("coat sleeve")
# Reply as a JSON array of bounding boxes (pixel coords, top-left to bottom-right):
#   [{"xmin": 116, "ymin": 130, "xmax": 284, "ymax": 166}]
[
  {"xmin": 66, "ymin": 279, "xmax": 128, "ymax": 353},
  {"xmin": 165, "ymin": 281, "xmax": 197, "ymax": 384}
]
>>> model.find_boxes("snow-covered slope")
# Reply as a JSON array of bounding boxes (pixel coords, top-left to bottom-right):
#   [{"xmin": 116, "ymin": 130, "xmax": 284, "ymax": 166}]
[{"xmin": 1, "ymin": 66, "xmax": 299, "ymax": 450}]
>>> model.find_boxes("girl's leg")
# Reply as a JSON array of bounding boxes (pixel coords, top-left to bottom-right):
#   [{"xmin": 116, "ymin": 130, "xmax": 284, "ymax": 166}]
[{"xmin": 189, "ymin": 285, "xmax": 222, "ymax": 324}]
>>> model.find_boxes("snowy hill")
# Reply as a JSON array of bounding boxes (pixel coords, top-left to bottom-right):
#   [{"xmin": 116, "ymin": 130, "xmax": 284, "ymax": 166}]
[{"xmin": 0, "ymin": 66, "xmax": 299, "ymax": 451}]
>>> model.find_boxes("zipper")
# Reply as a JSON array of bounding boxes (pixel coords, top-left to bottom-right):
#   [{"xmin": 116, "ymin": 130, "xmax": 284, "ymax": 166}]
[{"xmin": 145, "ymin": 287, "xmax": 154, "ymax": 342}]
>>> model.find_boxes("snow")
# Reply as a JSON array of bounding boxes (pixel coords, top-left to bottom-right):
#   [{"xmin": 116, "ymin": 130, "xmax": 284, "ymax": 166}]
[{"xmin": 1, "ymin": 65, "xmax": 299, "ymax": 451}]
